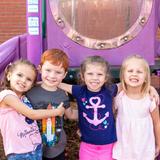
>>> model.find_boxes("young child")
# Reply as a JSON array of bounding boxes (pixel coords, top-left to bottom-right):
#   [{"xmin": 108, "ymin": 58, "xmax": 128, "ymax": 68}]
[
  {"xmin": 0, "ymin": 59, "xmax": 65, "ymax": 160},
  {"xmin": 26, "ymin": 49, "xmax": 77, "ymax": 160},
  {"xmin": 112, "ymin": 55, "xmax": 160, "ymax": 160},
  {"xmin": 59, "ymin": 55, "xmax": 118, "ymax": 160}
]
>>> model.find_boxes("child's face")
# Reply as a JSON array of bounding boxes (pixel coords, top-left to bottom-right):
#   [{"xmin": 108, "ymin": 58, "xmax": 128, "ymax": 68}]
[
  {"xmin": 83, "ymin": 63, "xmax": 107, "ymax": 92},
  {"xmin": 124, "ymin": 59, "xmax": 146, "ymax": 90},
  {"xmin": 40, "ymin": 61, "xmax": 66, "ymax": 91},
  {"xmin": 8, "ymin": 64, "xmax": 36, "ymax": 96}
]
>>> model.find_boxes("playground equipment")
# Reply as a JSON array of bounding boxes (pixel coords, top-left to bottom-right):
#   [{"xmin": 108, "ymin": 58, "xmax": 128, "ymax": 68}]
[
  {"xmin": 0, "ymin": 0, "xmax": 160, "ymax": 78},
  {"xmin": 0, "ymin": 1, "xmax": 159, "ymax": 159}
]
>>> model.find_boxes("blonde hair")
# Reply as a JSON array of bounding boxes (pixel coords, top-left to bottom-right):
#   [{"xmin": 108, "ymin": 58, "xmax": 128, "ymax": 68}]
[
  {"xmin": 120, "ymin": 54, "xmax": 150, "ymax": 95},
  {"xmin": 80, "ymin": 55, "xmax": 112, "ymax": 85}
]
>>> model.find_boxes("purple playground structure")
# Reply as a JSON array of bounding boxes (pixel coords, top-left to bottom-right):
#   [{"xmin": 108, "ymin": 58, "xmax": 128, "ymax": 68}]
[
  {"xmin": 0, "ymin": 0, "xmax": 160, "ymax": 79},
  {"xmin": 0, "ymin": 1, "xmax": 160, "ymax": 159}
]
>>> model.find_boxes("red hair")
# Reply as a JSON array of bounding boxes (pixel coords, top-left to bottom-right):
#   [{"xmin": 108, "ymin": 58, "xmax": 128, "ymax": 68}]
[{"xmin": 40, "ymin": 49, "xmax": 69, "ymax": 72}]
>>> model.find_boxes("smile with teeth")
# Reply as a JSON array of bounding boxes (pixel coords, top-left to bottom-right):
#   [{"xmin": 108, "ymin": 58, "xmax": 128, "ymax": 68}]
[
  {"xmin": 90, "ymin": 82, "xmax": 99, "ymax": 85},
  {"xmin": 129, "ymin": 78, "xmax": 138, "ymax": 82}
]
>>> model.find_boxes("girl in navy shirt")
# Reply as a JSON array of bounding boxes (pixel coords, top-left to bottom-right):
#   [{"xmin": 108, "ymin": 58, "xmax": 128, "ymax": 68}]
[{"xmin": 59, "ymin": 55, "xmax": 117, "ymax": 160}]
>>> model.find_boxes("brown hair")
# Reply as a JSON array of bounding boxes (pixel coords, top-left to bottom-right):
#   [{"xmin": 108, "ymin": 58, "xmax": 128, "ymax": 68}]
[
  {"xmin": 120, "ymin": 54, "xmax": 151, "ymax": 95},
  {"xmin": 80, "ymin": 55, "xmax": 112, "ymax": 85},
  {"xmin": 40, "ymin": 49, "xmax": 69, "ymax": 72},
  {"xmin": 0, "ymin": 59, "xmax": 37, "ymax": 90}
]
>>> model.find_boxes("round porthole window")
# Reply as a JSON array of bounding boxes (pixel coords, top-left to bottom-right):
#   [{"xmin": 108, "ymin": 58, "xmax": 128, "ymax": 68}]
[{"xmin": 49, "ymin": 0, "xmax": 153, "ymax": 49}]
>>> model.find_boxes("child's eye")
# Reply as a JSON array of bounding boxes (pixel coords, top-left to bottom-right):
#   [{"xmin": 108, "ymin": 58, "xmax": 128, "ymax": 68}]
[
  {"xmin": 127, "ymin": 70, "xmax": 133, "ymax": 73},
  {"xmin": 26, "ymin": 78, "xmax": 32, "ymax": 82},
  {"xmin": 46, "ymin": 69, "xmax": 51, "ymax": 72},
  {"xmin": 137, "ymin": 70, "xmax": 143, "ymax": 74},
  {"xmin": 56, "ymin": 71, "xmax": 62, "ymax": 74},
  {"xmin": 87, "ymin": 72, "xmax": 93, "ymax": 75},
  {"xmin": 17, "ymin": 73, "xmax": 23, "ymax": 77},
  {"xmin": 98, "ymin": 73, "xmax": 103, "ymax": 76}
]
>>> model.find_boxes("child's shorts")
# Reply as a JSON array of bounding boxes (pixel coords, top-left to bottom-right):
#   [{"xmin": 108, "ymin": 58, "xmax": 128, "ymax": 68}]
[
  {"xmin": 7, "ymin": 144, "xmax": 42, "ymax": 160},
  {"xmin": 79, "ymin": 141, "xmax": 114, "ymax": 160}
]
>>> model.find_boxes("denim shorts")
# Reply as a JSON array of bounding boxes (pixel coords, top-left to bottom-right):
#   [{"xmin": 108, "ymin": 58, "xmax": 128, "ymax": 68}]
[{"xmin": 7, "ymin": 144, "xmax": 42, "ymax": 160}]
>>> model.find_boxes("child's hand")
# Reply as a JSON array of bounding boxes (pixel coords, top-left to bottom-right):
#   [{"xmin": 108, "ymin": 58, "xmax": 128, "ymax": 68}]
[
  {"xmin": 56, "ymin": 102, "xmax": 65, "ymax": 116},
  {"xmin": 149, "ymin": 86, "xmax": 159, "ymax": 105},
  {"xmin": 77, "ymin": 129, "xmax": 81, "ymax": 137}
]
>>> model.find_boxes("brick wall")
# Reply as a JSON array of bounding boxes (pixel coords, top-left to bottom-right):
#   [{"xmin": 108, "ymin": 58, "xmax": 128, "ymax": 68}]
[{"xmin": 0, "ymin": 0, "xmax": 26, "ymax": 44}]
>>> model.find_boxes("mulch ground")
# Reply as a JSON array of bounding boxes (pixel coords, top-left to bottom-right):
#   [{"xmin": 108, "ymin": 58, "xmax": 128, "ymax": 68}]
[{"xmin": 0, "ymin": 134, "xmax": 6, "ymax": 160}]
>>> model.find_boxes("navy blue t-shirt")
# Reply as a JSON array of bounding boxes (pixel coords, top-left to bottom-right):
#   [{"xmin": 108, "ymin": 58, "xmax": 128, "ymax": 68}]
[{"xmin": 72, "ymin": 84, "xmax": 117, "ymax": 145}]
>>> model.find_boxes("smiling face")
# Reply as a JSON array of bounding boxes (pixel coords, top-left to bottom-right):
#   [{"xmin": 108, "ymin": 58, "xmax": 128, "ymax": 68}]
[
  {"xmin": 40, "ymin": 61, "xmax": 67, "ymax": 91},
  {"xmin": 8, "ymin": 64, "xmax": 36, "ymax": 96},
  {"xmin": 120, "ymin": 55, "xmax": 150, "ymax": 94},
  {"xmin": 83, "ymin": 63, "xmax": 107, "ymax": 92},
  {"xmin": 124, "ymin": 59, "xmax": 146, "ymax": 90}
]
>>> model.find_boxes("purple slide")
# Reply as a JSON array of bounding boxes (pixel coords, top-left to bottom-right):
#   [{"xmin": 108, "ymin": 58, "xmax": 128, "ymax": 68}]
[{"xmin": 0, "ymin": 34, "xmax": 27, "ymax": 78}]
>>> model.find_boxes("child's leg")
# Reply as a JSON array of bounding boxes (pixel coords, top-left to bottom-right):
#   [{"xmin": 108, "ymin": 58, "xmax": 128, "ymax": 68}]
[{"xmin": 79, "ymin": 142, "xmax": 113, "ymax": 160}]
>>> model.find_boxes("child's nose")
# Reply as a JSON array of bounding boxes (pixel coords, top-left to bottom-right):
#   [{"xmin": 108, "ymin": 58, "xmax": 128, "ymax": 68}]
[
  {"xmin": 50, "ymin": 72, "xmax": 56, "ymax": 78},
  {"xmin": 92, "ymin": 74, "xmax": 98, "ymax": 79},
  {"xmin": 132, "ymin": 71, "xmax": 137, "ymax": 75},
  {"xmin": 22, "ymin": 77, "xmax": 27, "ymax": 83}
]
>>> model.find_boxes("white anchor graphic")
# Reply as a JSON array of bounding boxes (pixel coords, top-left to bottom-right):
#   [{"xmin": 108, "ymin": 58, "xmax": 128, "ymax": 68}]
[{"xmin": 83, "ymin": 97, "xmax": 109, "ymax": 126}]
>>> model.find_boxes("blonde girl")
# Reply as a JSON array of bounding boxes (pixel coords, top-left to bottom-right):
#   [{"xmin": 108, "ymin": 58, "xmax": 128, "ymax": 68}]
[
  {"xmin": 112, "ymin": 55, "xmax": 160, "ymax": 160},
  {"xmin": 0, "ymin": 59, "xmax": 64, "ymax": 160}
]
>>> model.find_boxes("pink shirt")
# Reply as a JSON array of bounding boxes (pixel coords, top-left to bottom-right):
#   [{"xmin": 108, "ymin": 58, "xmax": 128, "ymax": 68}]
[{"xmin": 0, "ymin": 90, "xmax": 41, "ymax": 156}]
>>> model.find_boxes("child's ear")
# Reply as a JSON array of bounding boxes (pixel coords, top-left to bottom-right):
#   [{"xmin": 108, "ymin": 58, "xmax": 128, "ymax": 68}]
[
  {"xmin": 63, "ymin": 72, "xmax": 68, "ymax": 79},
  {"xmin": 7, "ymin": 72, "xmax": 11, "ymax": 81},
  {"xmin": 37, "ymin": 65, "xmax": 41, "ymax": 73}
]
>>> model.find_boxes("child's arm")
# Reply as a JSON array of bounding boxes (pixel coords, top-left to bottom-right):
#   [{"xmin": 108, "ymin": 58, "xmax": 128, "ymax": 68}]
[
  {"xmin": 149, "ymin": 86, "xmax": 159, "ymax": 105},
  {"xmin": 2, "ymin": 95, "xmax": 65, "ymax": 120},
  {"xmin": 112, "ymin": 98, "xmax": 117, "ymax": 118},
  {"xmin": 65, "ymin": 106, "xmax": 78, "ymax": 120},
  {"xmin": 151, "ymin": 104, "xmax": 160, "ymax": 156},
  {"xmin": 59, "ymin": 83, "xmax": 73, "ymax": 94}
]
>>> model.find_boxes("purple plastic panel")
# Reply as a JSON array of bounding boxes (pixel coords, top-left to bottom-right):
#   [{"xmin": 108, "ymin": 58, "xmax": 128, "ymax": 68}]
[
  {"xmin": 46, "ymin": 0, "xmax": 157, "ymax": 67},
  {"xmin": 0, "ymin": 34, "xmax": 27, "ymax": 77},
  {"xmin": 26, "ymin": 0, "xmax": 43, "ymax": 66},
  {"xmin": 156, "ymin": 0, "xmax": 160, "ymax": 56}
]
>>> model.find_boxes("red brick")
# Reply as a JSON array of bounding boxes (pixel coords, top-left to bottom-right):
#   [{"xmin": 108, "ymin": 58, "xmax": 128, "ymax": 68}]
[{"xmin": 0, "ymin": 0, "xmax": 26, "ymax": 44}]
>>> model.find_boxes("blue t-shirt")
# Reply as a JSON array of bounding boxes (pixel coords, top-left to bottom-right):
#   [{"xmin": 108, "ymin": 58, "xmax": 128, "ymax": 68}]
[{"xmin": 72, "ymin": 84, "xmax": 117, "ymax": 145}]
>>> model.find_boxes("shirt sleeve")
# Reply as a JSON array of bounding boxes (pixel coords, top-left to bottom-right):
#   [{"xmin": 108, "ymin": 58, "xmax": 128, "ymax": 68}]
[
  {"xmin": 114, "ymin": 95, "xmax": 119, "ymax": 110},
  {"xmin": 0, "ymin": 90, "xmax": 17, "ymax": 102},
  {"xmin": 114, "ymin": 91, "xmax": 124, "ymax": 110},
  {"xmin": 149, "ymin": 98, "xmax": 157, "ymax": 112}
]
